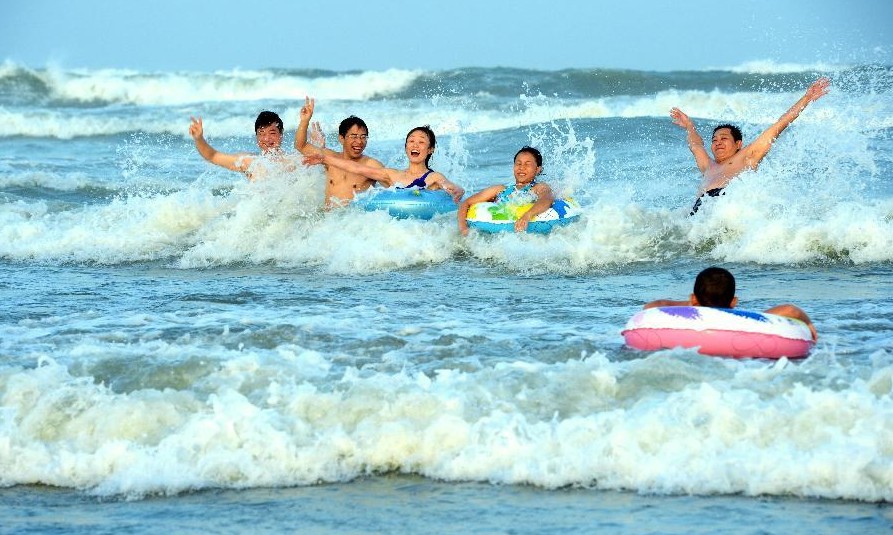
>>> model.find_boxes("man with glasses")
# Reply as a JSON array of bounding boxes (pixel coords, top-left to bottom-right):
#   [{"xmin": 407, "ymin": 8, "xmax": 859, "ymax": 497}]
[
  {"xmin": 189, "ymin": 111, "xmax": 293, "ymax": 181},
  {"xmin": 295, "ymin": 97, "xmax": 384, "ymax": 208}
]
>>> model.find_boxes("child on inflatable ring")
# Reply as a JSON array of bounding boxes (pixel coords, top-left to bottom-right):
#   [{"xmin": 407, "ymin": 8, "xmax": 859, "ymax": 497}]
[{"xmin": 457, "ymin": 146, "xmax": 556, "ymax": 236}]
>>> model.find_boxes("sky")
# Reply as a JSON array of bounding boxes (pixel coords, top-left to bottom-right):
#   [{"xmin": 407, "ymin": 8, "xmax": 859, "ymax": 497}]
[{"xmin": 2, "ymin": 0, "xmax": 892, "ymax": 72}]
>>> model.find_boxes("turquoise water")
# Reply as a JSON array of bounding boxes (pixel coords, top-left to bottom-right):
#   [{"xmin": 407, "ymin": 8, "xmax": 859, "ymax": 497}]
[
  {"xmin": 1, "ymin": 62, "xmax": 892, "ymax": 531},
  {"xmin": 3, "ymin": 477, "xmax": 892, "ymax": 534}
]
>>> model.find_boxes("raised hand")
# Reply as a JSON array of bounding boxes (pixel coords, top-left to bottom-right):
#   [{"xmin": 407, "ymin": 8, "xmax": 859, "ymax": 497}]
[
  {"xmin": 300, "ymin": 96, "xmax": 315, "ymax": 122},
  {"xmin": 805, "ymin": 77, "xmax": 831, "ymax": 102},
  {"xmin": 189, "ymin": 116, "xmax": 204, "ymax": 140},
  {"xmin": 670, "ymin": 107, "xmax": 694, "ymax": 130}
]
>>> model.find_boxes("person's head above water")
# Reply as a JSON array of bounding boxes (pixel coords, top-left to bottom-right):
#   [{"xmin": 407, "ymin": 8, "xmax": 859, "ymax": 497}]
[
  {"xmin": 338, "ymin": 116, "xmax": 369, "ymax": 137},
  {"xmin": 254, "ymin": 111, "xmax": 284, "ymax": 152},
  {"xmin": 710, "ymin": 124, "xmax": 743, "ymax": 163},
  {"xmin": 712, "ymin": 123, "xmax": 742, "ymax": 142},
  {"xmin": 406, "ymin": 125, "xmax": 436, "ymax": 169},
  {"xmin": 515, "ymin": 146, "xmax": 543, "ymax": 166},
  {"xmin": 336, "ymin": 116, "xmax": 370, "ymax": 159},
  {"xmin": 513, "ymin": 146, "xmax": 543, "ymax": 185},
  {"xmin": 692, "ymin": 266, "xmax": 737, "ymax": 308},
  {"xmin": 255, "ymin": 111, "xmax": 283, "ymax": 133}
]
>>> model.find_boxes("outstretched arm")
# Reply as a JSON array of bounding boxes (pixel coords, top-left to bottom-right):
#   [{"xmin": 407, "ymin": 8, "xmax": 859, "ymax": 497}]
[
  {"xmin": 743, "ymin": 77, "xmax": 831, "ymax": 169},
  {"xmin": 304, "ymin": 151, "xmax": 393, "ymax": 184},
  {"xmin": 671, "ymin": 107, "xmax": 712, "ymax": 173},
  {"xmin": 189, "ymin": 116, "xmax": 252, "ymax": 176},
  {"xmin": 426, "ymin": 172, "xmax": 465, "ymax": 202},
  {"xmin": 765, "ymin": 303, "xmax": 818, "ymax": 341}
]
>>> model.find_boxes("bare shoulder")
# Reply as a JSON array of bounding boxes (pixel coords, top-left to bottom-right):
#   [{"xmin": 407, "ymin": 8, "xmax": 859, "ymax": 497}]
[{"xmin": 360, "ymin": 156, "xmax": 384, "ymax": 168}]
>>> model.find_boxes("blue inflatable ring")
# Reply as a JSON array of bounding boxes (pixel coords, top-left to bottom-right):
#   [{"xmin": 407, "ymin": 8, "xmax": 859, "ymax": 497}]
[{"xmin": 353, "ymin": 188, "xmax": 458, "ymax": 220}]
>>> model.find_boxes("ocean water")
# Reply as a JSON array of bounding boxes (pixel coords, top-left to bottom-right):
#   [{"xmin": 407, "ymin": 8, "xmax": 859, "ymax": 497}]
[{"xmin": 1, "ymin": 60, "xmax": 892, "ymax": 533}]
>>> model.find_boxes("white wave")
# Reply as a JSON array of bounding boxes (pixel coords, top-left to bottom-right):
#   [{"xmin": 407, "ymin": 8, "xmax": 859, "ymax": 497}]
[
  {"xmin": 0, "ymin": 58, "xmax": 26, "ymax": 77},
  {"xmin": 19, "ymin": 65, "xmax": 422, "ymax": 105},
  {"xmin": 0, "ymin": 160, "xmax": 325, "ymax": 263},
  {"xmin": 7, "ymin": 86, "xmax": 882, "ymax": 140},
  {"xmin": 686, "ymin": 184, "xmax": 893, "ymax": 264},
  {"xmin": 177, "ymin": 202, "xmax": 459, "ymax": 273},
  {"xmin": 4, "ymin": 63, "xmax": 890, "ymax": 141},
  {"xmin": 0, "ymin": 170, "xmax": 97, "ymax": 191},
  {"xmin": 3, "ymin": 131, "xmax": 891, "ymax": 269},
  {"xmin": 1, "ymin": 351, "xmax": 890, "ymax": 500},
  {"xmin": 722, "ymin": 59, "xmax": 846, "ymax": 74}
]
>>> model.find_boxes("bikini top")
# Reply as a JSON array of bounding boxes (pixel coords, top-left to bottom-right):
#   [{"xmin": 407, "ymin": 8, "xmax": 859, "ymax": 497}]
[
  {"xmin": 495, "ymin": 179, "xmax": 538, "ymax": 204},
  {"xmin": 400, "ymin": 170, "xmax": 433, "ymax": 189}
]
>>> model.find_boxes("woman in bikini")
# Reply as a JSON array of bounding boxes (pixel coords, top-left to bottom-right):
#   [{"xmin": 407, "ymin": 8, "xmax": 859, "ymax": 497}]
[
  {"xmin": 457, "ymin": 146, "xmax": 555, "ymax": 236},
  {"xmin": 302, "ymin": 125, "xmax": 464, "ymax": 203}
]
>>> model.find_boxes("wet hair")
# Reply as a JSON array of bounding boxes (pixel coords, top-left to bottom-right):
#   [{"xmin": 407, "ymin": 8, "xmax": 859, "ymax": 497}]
[
  {"xmin": 693, "ymin": 267, "xmax": 736, "ymax": 308},
  {"xmin": 712, "ymin": 124, "xmax": 742, "ymax": 142},
  {"xmin": 406, "ymin": 125, "xmax": 436, "ymax": 169},
  {"xmin": 255, "ymin": 111, "xmax": 283, "ymax": 133},
  {"xmin": 339, "ymin": 116, "xmax": 369, "ymax": 137},
  {"xmin": 514, "ymin": 146, "xmax": 543, "ymax": 167}
]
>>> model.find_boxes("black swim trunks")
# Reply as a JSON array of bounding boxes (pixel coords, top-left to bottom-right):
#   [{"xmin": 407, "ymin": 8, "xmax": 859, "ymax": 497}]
[{"xmin": 689, "ymin": 187, "xmax": 725, "ymax": 215}]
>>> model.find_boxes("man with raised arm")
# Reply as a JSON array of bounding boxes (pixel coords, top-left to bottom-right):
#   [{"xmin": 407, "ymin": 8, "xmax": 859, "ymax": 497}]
[
  {"xmin": 671, "ymin": 77, "xmax": 830, "ymax": 214},
  {"xmin": 294, "ymin": 97, "xmax": 385, "ymax": 208},
  {"xmin": 189, "ymin": 111, "xmax": 293, "ymax": 181}
]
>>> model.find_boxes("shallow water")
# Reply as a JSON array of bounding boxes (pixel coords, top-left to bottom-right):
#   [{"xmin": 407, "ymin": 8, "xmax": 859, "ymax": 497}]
[
  {"xmin": 3, "ymin": 477, "xmax": 892, "ymax": 535},
  {"xmin": 2, "ymin": 62, "xmax": 892, "ymax": 531}
]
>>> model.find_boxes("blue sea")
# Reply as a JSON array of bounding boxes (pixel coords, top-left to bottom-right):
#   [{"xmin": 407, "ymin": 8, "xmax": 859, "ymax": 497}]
[{"xmin": 1, "ymin": 59, "xmax": 892, "ymax": 533}]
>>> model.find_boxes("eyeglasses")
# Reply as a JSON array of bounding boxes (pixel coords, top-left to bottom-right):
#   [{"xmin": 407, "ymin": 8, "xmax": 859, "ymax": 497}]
[{"xmin": 346, "ymin": 134, "xmax": 369, "ymax": 141}]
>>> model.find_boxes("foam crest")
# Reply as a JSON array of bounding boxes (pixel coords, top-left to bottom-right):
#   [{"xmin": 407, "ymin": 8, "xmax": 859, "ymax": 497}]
[
  {"xmin": 0, "ymin": 189, "xmax": 227, "ymax": 263},
  {"xmin": 2, "ymin": 351, "xmax": 890, "ymax": 500},
  {"xmin": 725, "ymin": 59, "xmax": 845, "ymax": 74},
  {"xmin": 179, "ymin": 203, "xmax": 460, "ymax": 274},
  {"xmin": 40, "ymin": 67, "xmax": 422, "ymax": 106},
  {"xmin": 689, "ymin": 191, "xmax": 893, "ymax": 264},
  {"xmin": 5, "ymin": 86, "xmax": 881, "ymax": 140}
]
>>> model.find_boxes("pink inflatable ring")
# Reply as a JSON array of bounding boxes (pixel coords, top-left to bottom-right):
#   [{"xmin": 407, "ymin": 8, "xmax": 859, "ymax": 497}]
[{"xmin": 621, "ymin": 306, "xmax": 814, "ymax": 359}]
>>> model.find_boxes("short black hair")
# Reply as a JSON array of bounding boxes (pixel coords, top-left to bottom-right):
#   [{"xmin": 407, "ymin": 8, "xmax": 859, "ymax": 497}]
[
  {"xmin": 712, "ymin": 124, "xmax": 742, "ymax": 142},
  {"xmin": 693, "ymin": 266, "xmax": 736, "ymax": 308},
  {"xmin": 514, "ymin": 146, "xmax": 543, "ymax": 167},
  {"xmin": 255, "ymin": 111, "xmax": 283, "ymax": 133},
  {"xmin": 339, "ymin": 116, "xmax": 369, "ymax": 137}
]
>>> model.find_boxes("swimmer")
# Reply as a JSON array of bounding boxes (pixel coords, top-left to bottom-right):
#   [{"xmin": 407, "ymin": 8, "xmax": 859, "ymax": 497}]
[
  {"xmin": 671, "ymin": 78, "xmax": 831, "ymax": 214},
  {"xmin": 457, "ymin": 146, "xmax": 554, "ymax": 236},
  {"xmin": 294, "ymin": 97, "xmax": 384, "ymax": 208},
  {"xmin": 189, "ymin": 111, "xmax": 292, "ymax": 181},
  {"xmin": 302, "ymin": 125, "xmax": 465, "ymax": 204},
  {"xmin": 643, "ymin": 266, "xmax": 818, "ymax": 341}
]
